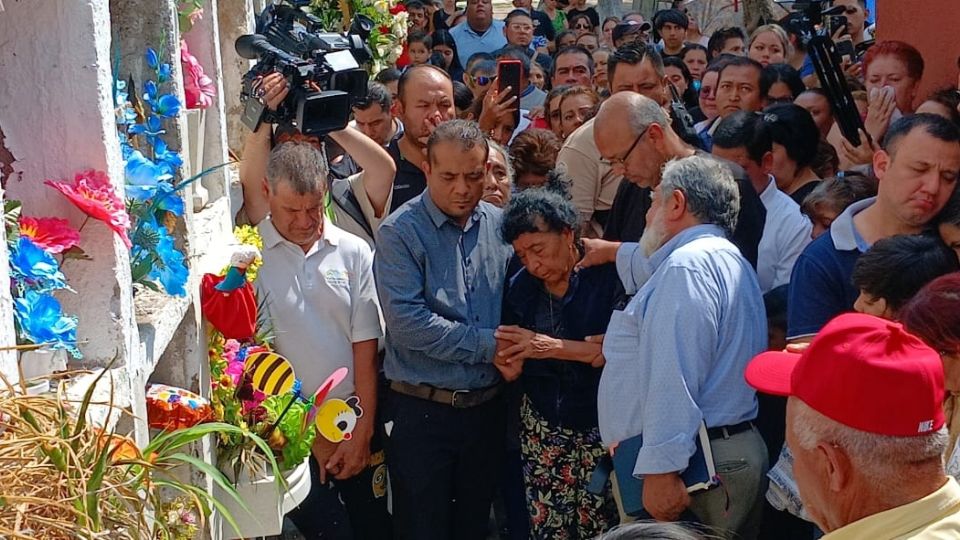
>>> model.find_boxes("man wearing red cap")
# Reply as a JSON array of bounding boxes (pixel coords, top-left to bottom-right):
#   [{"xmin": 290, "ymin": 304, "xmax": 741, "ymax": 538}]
[{"xmin": 747, "ymin": 313, "xmax": 960, "ymax": 538}]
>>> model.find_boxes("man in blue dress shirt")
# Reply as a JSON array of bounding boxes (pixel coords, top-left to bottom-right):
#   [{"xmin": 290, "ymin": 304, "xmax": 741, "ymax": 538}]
[
  {"xmin": 598, "ymin": 155, "xmax": 769, "ymax": 537},
  {"xmin": 375, "ymin": 119, "xmax": 514, "ymax": 539},
  {"xmin": 450, "ymin": 0, "xmax": 507, "ymax": 67}
]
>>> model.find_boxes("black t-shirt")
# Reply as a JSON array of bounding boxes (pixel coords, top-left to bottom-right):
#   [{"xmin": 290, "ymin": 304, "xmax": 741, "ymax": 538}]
[
  {"xmin": 387, "ymin": 139, "xmax": 428, "ymax": 213},
  {"xmin": 602, "ymin": 151, "xmax": 766, "ymax": 270},
  {"xmin": 789, "ymin": 180, "xmax": 820, "ymax": 207},
  {"xmin": 567, "ymin": 6, "xmax": 599, "ymax": 28},
  {"xmin": 530, "ymin": 9, "xmax": 557, "ymax": 41}
]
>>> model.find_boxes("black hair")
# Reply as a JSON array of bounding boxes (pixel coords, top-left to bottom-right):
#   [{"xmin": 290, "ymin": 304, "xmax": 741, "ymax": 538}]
[
  {"xmin": 654, "ymin": 8, "xmax": 688, "ymax": 31},
  {"xmin": 852, "ymin": 234, "xmax": 960, "ymax": 313},
  {"xmin": 496, "ymin": 45, "xmax": 532, "ymax": 77},
  {"xmin": 882, "ymin": 113, "xmax": 960, "ymax": 155},
  {"xmin": 406, "ymin": 0, "xmax": 426, "ymax": 10},
  {"xmin": 426, "ymin": 119, "xmax": 488, "ymax": 164},
  {"xmin": 707, "ymin": 27, "xmax": 746, "ymax": 61},
  {"xmin": 922, "ymin": 87, "xmax": 960, "ymax": 129},
  {"xmin": 505, "ymin": 8, "xmax": 533, "ymax": 23},
  {"xmin": 663, "ymin": 56, "xmax": 692, "ymax": 84},
  {"xmin": 703, "ymin": 54, "xmax": 735, "ymax": 76},
  {"xmin": 608, "ymin": 44, "xmax": 663, "ymax": 85},
  {"xmin": 408, "ymin": 30, "xmax": 432, "ymax": 48},
  {"xmin": 798, "ymin": 88, "xmax": 834, "ymax": 114},
  {"xmin": 554, "ymin": 30, "xmax": 577, "ymax": 51},
  {"xmin": 939, "ymin": 186, "xmax": 960, "ymax": 228},
  {"xmin": 431, "ymin": 29, "xmax": 464, "ymax": 73},
  {"xmin": 500, "ymin": 187, "xmax": 579, "ymax": 244},
  {"xmin": 452, "ymin": 80, "xmax": 474, "ymax": 112},
  {"xmin": 567, "ymin": 13, "xmax": 595, "ymax": 31},
  {"xmin": 680, "ymin": 43, "xmax": 708, "ymax": 62},
  {"xmin": 465, "ymin": 51, "xmax": 495, "ymax": 71},
  {"xmin": 712, "ymin": 111, "xmax": 772, "ymax": 165},
  {"xmin": 759, "ymin": 103, "xmax": 820, "ymax": 170},
  {"xmin": 352, "ymin": 81, "xmax": 392, "ymax": 112},
  {"xmin": 777, "ymin": 13, "xmax": 807, "ymax": 52},
  {"xmin": 375, "ymin": 67, "xmax": 402, "ymax": 85},
  {"xmin": 553, "ymin": 45, "xmax": 595, "ymax": 78},
  {"xmin": 717, "ymin": 55, "xmax": 763, "ymax": 83},
  {"xmin": 760, "ymin": 63, "xmax": 804, "ymax": 101}
]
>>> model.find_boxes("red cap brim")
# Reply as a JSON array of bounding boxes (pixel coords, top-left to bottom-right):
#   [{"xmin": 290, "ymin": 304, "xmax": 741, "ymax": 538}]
[{"xmin": 745, "ymin": 351, "xmax": 801, "ymax": 397}]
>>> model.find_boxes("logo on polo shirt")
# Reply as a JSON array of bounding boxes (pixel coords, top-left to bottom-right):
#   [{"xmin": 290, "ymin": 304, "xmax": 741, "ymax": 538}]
[
  {"xmin": 919, "ymin": 420, "xmax": 934, "ymax": 433},
  {"xmin": 324, "ymin": 269, "xmax": 350, "ymax": 288}
]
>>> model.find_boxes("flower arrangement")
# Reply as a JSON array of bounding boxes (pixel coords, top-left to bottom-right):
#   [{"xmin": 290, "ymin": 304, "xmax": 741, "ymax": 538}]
[
  {"xmin": 204, "ymin": 227, "xmax": 318, "ymax": 480},
  {"xmin": 112, "ymin": 47, "xmax": 190, "ymax": 297},
  {"xmin": 181, "ymin": 39, "xmax": 216, "ymax": 110},
  {"xmin": 3, "ymin": 201, "xmax": 81, "ymax": 357},
  {"xmin": 309, "ymin": 0, "xmax": 408, "ymax": 74}
]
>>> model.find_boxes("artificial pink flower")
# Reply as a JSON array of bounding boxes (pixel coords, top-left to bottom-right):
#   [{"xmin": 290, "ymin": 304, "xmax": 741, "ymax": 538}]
[
  {"xmin": 45, "ymin": 169, "xmax": 132, "ymax": 248},
  {"xmin": 225, "ymin": 359, "xmax": 245, "ymax": 387},
  {"xmin": 18, "ymin": 216, "xmax": 81, "ymax": 254},
  {"xmin": 181, "ymin": 40, "xmax": 216, "ymax": 110}
]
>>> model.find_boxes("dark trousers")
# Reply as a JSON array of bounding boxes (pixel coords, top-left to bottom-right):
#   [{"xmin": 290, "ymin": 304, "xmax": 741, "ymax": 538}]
[
  {"xmin": 286, "ymin": 440, "xmax": 392, "ymax": 539},
  {"xmin": 385, "ymin": 388, "xmax": 508, "ymax": 540}
]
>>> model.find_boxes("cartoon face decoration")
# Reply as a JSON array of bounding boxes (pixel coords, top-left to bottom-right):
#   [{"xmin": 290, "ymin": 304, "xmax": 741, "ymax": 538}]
[{"xmin": 315, "ymin": 396, "xmax": 364, "ymax": 443}]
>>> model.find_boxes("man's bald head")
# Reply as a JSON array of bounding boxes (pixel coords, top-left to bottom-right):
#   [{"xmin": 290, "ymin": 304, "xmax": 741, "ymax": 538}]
[
  {"xmin": 397, "ymin": 65, "xmax": 456, "ymax": 142},
  {"xmin": 595, "ymin": 92, "xmax": 669, "ymax": 137}
]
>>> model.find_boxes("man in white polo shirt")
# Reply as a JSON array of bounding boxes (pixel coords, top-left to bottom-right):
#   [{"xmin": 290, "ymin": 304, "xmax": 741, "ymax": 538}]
[{"xmin": 255, "ymin": 142, "xmax": 390, "ymax": 539}]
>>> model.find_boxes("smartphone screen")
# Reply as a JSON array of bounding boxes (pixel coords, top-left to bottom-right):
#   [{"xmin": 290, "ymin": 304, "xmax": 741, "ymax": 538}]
[{"xmin": 497, "ymin": 59, "xmax": 523, "ymax": 127}]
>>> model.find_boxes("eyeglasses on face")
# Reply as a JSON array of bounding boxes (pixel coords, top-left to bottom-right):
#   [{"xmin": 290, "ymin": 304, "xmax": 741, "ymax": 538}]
[{"xmin": 603, "ymin": 124, "xmax": 650, "ymax": 167}]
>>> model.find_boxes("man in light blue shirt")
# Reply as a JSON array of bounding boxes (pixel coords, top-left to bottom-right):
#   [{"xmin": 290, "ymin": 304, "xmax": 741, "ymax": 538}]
[
  {"xmin": 598, "ymin": 155, "xmax": 769, "ymax": 536},
  {"xmin": 450, "ymin": 0, "xmax": 507, "ymax": 67}
]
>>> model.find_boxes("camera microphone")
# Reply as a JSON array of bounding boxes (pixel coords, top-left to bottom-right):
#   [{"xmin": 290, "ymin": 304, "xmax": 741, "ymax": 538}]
[{"xmin": 235, "ymin": 34, "xmax": 301, "ymax": 65}]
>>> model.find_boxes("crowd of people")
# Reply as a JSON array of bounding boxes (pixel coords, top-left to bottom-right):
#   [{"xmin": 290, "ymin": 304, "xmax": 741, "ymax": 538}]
[{"xmin": 237, "ymin": 0, "xmax": 960, "ymax": 538}]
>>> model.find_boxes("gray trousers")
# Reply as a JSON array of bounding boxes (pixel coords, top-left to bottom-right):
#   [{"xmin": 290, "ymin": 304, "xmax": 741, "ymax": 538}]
[{"xmin": 613, "ymin": 426, "xmax": 769, "ymax": 540}]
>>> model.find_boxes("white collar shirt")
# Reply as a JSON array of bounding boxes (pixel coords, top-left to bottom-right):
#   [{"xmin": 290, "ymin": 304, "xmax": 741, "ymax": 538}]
[
  {"xmin": 757, "ymin": 176, "xmax": 812, "ymax": 292},
  {"xmin": 256, "ymin": 218, "xmax": 383, "ymax": 398}
]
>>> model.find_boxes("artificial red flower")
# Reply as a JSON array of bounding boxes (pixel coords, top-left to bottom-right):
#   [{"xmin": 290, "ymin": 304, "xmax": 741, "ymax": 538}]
[
  {"xmin": 389, "ymin": 3, "xmax": 406, "ymax": 14},
  {"xmin": 181, "ymin": 39, "xmax": 216, "ymax": 109},
  {"xmin": 17, "ymin": 216, "xmax": 81, "ymax": 254},
  {"xmin": 45, "ymin": 170, "xmax": 132, "ymax": 248}
]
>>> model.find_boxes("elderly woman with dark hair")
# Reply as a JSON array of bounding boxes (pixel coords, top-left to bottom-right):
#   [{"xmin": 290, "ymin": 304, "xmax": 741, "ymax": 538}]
[{"xmin": 496, "ymin": 188, "xmax": 620, "ymax": 539}]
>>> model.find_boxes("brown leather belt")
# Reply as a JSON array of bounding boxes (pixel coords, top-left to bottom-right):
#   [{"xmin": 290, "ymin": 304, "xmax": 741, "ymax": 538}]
[{"xmin": 389, "ymin": 380, "xmax": 503, "ymax": 408}]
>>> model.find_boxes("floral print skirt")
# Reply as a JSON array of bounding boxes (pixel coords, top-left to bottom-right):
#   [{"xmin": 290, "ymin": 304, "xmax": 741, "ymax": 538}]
[{"xmin": 520, "ymin": 396, "xmax": 618, "ymax": 539}]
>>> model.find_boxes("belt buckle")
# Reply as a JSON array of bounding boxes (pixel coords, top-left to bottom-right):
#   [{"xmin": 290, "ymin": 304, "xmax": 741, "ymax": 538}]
[{"xmin": 450, "ymin": 389, "xmax": 469, "ymax": 408}]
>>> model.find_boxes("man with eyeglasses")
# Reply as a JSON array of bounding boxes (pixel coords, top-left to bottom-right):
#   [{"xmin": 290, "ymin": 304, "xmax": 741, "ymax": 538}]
[
  {"xmin": 509, "ymin": 0, "xmax": 555, "ymax": 43},
  {"xmin": 450, "ymin": 0, "xmax": 507, "ymax": 68},
  {"xmin": 579, "ymin": 93, "xmax": 765, "ymax": 281},
  {"xmin": 500, "ymin": 10, "xmax": 553, "ymax": 75}
]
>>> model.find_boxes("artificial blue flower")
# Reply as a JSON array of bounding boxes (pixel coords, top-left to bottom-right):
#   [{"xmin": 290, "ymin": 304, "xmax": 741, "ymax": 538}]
[
  {"xmin": 154, "ymin": 182, "xmax": 185, "ymax": 216},
  {"xmin": 150, "ymin": 221, "xmax": 189, "ymax": 296},
  {"xmin": 158, "ymin": 63, "xmax": 172, "ymax": 83},
  {"xmin": 13, "ymin": 290, "xmax": 80, "ymax": 357},
  {"xmin": 125, "ymin": 149, "xmax": 171, "ymax": 201},
  {"xmin": 153, "ymin": 139, "xmax": 183, "ymax": 175},
  {"xmin": 143, "ymin": 80, "xmax": 158, "ymax": 106},
  {"xmin": 145, "ymin": 48, "xmax": 159, "ymax": 69},
  {"xmin": 131, "ymin": 218, "xmax": 188, "ymax": 296},
  {"xmin": 128, "ymin": 115, "xmax": 165, "ymax": 145},
  {"xmin": 9, "ymin": 237, "xmax": 68, "ymax": 292},
  {"xmin": 154, "ymin": 94, "xmax": 182, "ymax": 119}
]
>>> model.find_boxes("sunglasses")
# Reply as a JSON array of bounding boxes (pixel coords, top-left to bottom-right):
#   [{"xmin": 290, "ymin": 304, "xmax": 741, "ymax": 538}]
[
  {"xmin": 574, "ymin": 23, "xmax": 592, "ymax": 29},
  {"xmin": 470, "ymin": 74, "xmax": 497, "ymax": 86}
]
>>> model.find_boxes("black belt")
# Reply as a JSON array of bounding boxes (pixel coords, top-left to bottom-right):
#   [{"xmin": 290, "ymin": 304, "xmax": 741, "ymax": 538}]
[
  {"xmin": 706, "ymin": 421, "xmax": 754, "ymax": 440},
  {"xmin": 389, "ymin": 380, "xmax": 503, "ymax": 408}
]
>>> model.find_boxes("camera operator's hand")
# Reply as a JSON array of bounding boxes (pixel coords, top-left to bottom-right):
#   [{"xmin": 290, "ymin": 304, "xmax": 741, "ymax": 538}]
[
  {"xmin": 255, "ymin": 72, "xmax": 290, "ymax": 112},
  {"xmin": 478, "ymin": 86, "xmax": 518, "ymax": 133}
]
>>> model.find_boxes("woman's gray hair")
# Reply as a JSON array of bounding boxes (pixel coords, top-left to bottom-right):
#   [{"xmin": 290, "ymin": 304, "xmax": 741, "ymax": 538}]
[
  {"xmin": 626, "ymin": 93, "xmax": 670, "ymax": 137},
  {"xmin": 265, "ymin": 141, "xmax": 329, "ymax": 195},
  {"xmin": 791, "ymin": 399, "xmax": 948, "ymax": 496},
  {"xmin": 659, "ymin": 155, "xmax": 740, "ymax": 236}
]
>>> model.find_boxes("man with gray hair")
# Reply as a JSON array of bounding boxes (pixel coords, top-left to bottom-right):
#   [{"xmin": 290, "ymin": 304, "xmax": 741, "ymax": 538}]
[
  {"xmin": 375, "ymin": 119, "xmax": 514, "ymax": 538},
  {"xmin": 599, "ymin": 154, "xmax": 768, "ymax": 536},
  {"xmin": 256, "ymin": 142, "xmax": 390, "ymax": 538},
  {"xmin": 746, "ymin": 313, "xmax": 960, "ymax": 538}
]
